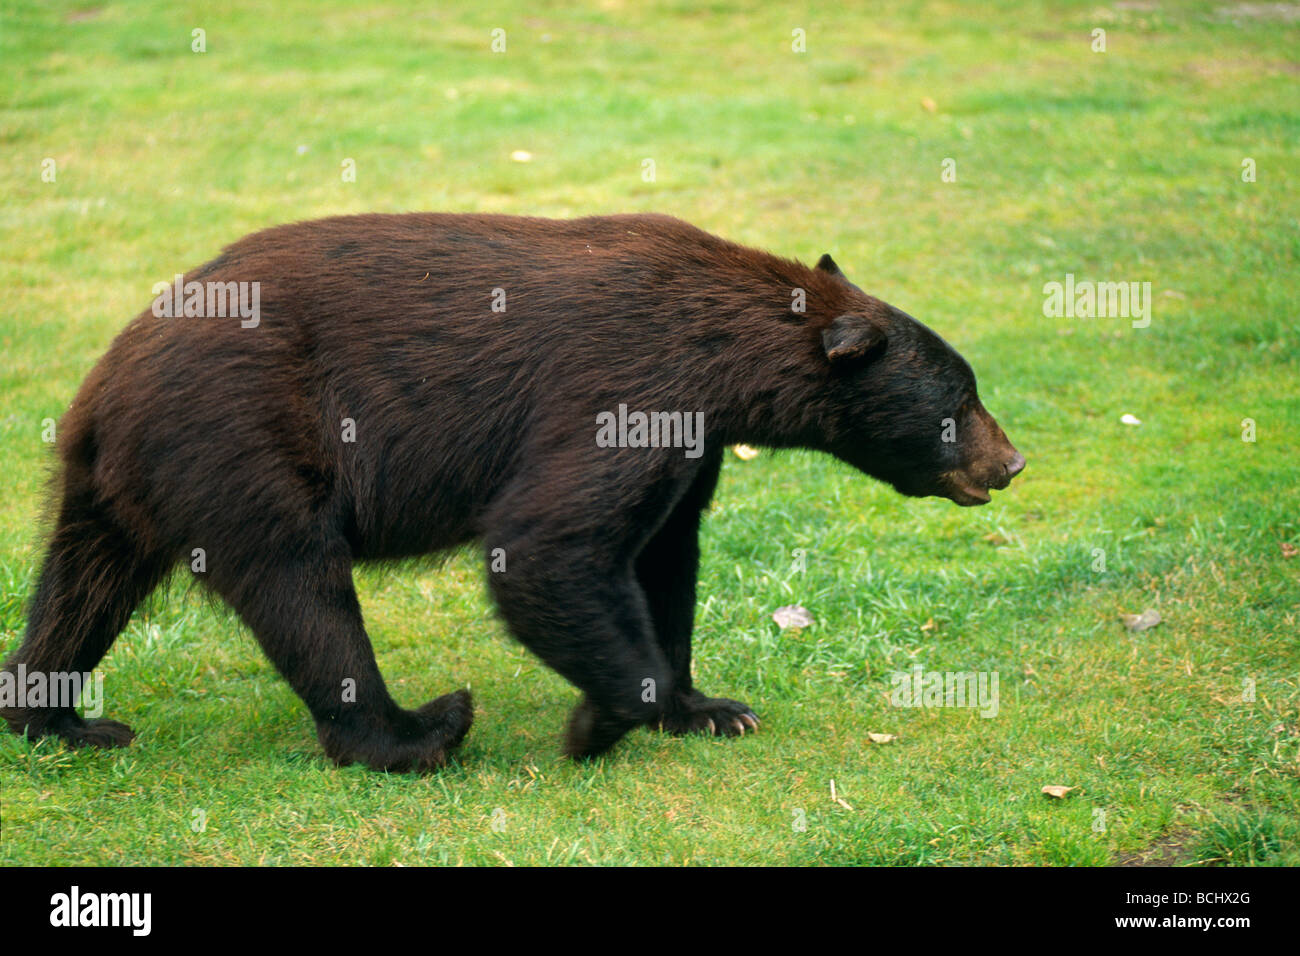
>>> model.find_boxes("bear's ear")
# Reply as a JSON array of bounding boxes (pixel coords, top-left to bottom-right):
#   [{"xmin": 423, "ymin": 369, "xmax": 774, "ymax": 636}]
[
  {"xmin": 815, "ymin": 253, "xmax": 842, "ymax": 276},
  {"xmin": 822, "ymin": 313, "xmax": 886, "ymax": 364}
]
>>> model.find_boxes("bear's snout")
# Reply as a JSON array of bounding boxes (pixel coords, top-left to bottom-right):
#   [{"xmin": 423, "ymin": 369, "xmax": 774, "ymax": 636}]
[
  {"xmin": 1003, "ymin": 450, "xmax": 1027, "ymax": 483},
  {"xmin": 940, "ymin": 406, "xmax": 1025, "ymax": 506}
]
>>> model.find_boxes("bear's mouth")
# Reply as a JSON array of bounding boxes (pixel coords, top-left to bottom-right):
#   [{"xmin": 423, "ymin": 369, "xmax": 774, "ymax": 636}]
[
  {"xmin": 938, "ymin": 452, "xmax": 1026, "ymax": 506},
  {"xmin": 945, "ymin": 484, "xmax": 992, "ymax": 506},
  {"xmin": 937, "ymin": 472, "xmax": 994, "ymax": 507}
]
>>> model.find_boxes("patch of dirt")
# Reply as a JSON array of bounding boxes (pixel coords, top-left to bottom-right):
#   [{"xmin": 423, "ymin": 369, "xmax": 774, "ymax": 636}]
[{"xmin": 1117, "ymin": 827, "xmax": 1199, "ymax": 867}]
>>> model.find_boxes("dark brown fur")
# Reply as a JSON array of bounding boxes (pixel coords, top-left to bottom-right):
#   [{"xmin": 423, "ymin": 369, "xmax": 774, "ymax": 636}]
[{"xmin": 1, "ymin": 213, "xmax": 1023, "ymax": 769}]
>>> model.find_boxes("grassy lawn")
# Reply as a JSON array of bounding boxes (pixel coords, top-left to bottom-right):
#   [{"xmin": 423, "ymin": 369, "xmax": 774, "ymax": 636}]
[{"xmin": 1, "ymin": 0, "xmax": 1296, "ymax": 866}]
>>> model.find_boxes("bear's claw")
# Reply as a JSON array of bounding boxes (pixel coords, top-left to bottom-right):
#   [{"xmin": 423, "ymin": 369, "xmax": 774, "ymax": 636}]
[{"xmin": 653, "ymin": 693, "xmax": 760, "ymax": 739}]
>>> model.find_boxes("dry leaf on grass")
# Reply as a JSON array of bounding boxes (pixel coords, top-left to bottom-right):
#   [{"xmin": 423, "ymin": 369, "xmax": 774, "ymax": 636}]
[
  {"xmin": 1041, "ymin": 785, "xmax": 1076, "ymax": 799},
  {"xmin": 732, "ymin": 444, "xmax": 759, "ymax": 460},
  {"xmin": 867, "ymin": 732, "xmax": 897, "ymax": 744},
  {"xmin": 1281, "ymin": 542, "xmax": 1297, "ymax": 558},
  {"xmin": 772, "ymin": 604, "xmax": 814, "ymax": 629},
  {"xmin": 1121, "ymin": 608, "xmax": 1161, "ymax": 632}
]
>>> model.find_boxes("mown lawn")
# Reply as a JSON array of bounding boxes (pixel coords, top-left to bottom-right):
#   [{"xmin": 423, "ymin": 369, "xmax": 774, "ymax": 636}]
[{"xmin": 0, "ymin": 0, "xmax": 1296, "ymax": 865}]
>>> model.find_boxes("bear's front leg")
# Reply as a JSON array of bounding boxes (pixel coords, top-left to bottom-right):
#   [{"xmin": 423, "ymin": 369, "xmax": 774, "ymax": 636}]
[
  {"xmin": 487, "ymin": 540, "xmax": 674, "ymax": 758},
  {"xmin": 486, "ymin": 520, "xmax": 681, "ymax": 759},
  {"xmin": 634, "ymin": 449, "xmax": 761, "ymax": 739},
  {"xmin": 484, "ymin": 449, "xmax": 708, "ymax": 758}
]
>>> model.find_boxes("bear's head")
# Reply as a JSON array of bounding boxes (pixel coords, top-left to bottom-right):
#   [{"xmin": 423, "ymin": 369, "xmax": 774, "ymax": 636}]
[{"xmin": 813, "ymin": 255, "xmax": 1025, "ymax": 507}]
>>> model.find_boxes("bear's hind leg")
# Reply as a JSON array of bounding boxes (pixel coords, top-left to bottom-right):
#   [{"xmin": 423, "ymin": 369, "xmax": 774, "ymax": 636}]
[
  {"xmin": 206, "ymin": 537, "xmax": 471, "ymax": 772},
  {"xmin": 1, "ymin": 493, "xmax": 171, "ymax": 748}
]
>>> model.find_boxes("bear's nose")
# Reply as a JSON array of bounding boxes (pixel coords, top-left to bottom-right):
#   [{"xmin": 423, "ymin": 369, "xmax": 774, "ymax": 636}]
[{"xmin": 1005, "ymin": 451, "xmax": 1026, "ymax": 479}]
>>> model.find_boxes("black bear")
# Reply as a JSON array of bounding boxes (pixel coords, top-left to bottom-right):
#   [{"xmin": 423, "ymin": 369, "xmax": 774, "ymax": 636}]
[{"xmin": 1, "ymin": 213, "xmax": 1024, "ymax": 770}]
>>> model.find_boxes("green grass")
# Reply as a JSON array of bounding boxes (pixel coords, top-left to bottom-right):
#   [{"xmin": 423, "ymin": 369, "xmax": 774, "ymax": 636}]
[{"xmin": 1, "ymin": 0, "xmax": 1297, "ymax": 866}]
